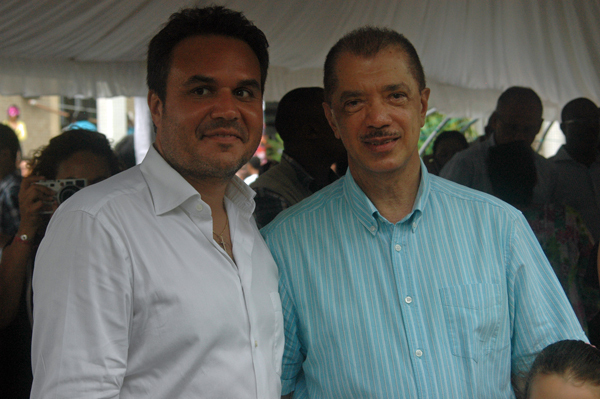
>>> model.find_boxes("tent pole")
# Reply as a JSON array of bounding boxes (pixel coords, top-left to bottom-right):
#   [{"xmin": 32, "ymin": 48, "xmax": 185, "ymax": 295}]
[
  {"xmin": 419, "ymin": 117, "xmax": 451, "ymax": 156},
  {"xmin": 535, "ymin": 121, "xmax": 555, "ymax": 153}
]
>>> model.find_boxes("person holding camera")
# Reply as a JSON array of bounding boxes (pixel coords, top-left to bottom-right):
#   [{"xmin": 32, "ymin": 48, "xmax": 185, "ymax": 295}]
[{"xmin": 0, "ymin": 129, "xmax": 121, "ymax": 399}]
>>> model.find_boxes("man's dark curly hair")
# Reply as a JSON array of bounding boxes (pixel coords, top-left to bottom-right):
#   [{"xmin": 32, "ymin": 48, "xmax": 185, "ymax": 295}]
[
  {"xmin": 30, "ymin": 129, "xmax": 121, "ymax": 179},
  {"xmin": 147, "ymin": 5, "xmax": 269, "ymax": 102}
]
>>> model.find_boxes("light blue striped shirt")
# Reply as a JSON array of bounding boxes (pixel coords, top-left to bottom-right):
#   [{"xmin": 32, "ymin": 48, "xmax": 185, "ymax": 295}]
[{"xmin": 262, "ymin": 163, "xmax": 587, "ymax": 399}]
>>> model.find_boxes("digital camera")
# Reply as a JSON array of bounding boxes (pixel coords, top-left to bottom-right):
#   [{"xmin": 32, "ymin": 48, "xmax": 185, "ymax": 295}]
[{"xmin": 37, "ymin": 179, "xmax": 87, "ymax": 213}]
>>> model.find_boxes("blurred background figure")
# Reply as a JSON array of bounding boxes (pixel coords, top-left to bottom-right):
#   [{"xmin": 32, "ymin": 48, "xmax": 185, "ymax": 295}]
[
  {"xmin": 441, "ymin": 86, "xmax": 558, "ymax": 205},
  {"xmin": 551, "ymin": 98, "xmax": 600, "ymax": 242},
  {"xmin": 114, "ymin": 135, "xmax": 136, "ymax": 170},
  {"xmin": 64, "ymin": 111, "xmax": 97, "ymax": 131},
  {"xmin": 251, "ymin": 87, "xmax": 347, "ymax": 228},
  {"xmin": 423, "ymin": 130, "xmax": 468, "ymax": 175},
  {"xmin": 0, "ymin": 125, "xmax": 22, "ymax": 250},
  {"xmin": 243, "ymin": 156, "xmax": 261, "ymax": 185},
  {"xmin": 19, "ymin": 157, "xmax": 32, "ymax": 178},
  {"xmin": 488, "ymin": 141, "xmax": 599, "ymax": 343},
  {"xmin": 0, "ymin": 129, "xmax": 121, "ymax": 399},
  {"xmin": 3, "ymin": 105, "xmax": 27, "ymax": 141}
]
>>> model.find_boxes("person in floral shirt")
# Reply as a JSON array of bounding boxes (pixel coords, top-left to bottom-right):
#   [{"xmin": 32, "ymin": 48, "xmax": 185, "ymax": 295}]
[{"xmin": 488, "ymin": 140, "xmax": 599, "ymax": 337}]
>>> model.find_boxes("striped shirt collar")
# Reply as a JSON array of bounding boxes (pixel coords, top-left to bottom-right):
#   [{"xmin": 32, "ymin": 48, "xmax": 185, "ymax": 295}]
[{"xmin": 342, "ymin": 160, "xmax": 428, "ymax": 235}]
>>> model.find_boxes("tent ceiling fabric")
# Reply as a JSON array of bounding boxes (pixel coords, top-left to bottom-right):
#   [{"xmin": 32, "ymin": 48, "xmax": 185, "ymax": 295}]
[{"xmin": 1, "ymin": 0, "xmax": 599, "ymax": 119}]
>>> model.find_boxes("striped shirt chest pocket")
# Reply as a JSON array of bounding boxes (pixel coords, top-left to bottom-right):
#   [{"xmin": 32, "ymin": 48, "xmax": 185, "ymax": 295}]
[{"xmin": 439, "ymin": 283, "xmax": 503, "ymax": 363}]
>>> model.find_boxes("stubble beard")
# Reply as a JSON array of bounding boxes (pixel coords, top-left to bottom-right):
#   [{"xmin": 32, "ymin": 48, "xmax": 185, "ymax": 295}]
[{"xmin": 159, "ymin": 118, "xmax": 256, "ymax": 184}]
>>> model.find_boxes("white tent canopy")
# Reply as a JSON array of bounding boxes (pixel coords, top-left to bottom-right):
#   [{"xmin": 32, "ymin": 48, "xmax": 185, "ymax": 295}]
[{"xmin": 1, "ymin": 0, "xmax": 599, "ymax": 120}]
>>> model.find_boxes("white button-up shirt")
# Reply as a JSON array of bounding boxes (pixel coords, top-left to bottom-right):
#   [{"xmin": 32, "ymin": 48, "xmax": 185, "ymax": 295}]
[
  {"xmin": 31, "ymin": 146, "xmax": 283, "ymax": 398},
  {"xmin": 551, "ymin": 145, "xmax": 600, "ymax": 241}
]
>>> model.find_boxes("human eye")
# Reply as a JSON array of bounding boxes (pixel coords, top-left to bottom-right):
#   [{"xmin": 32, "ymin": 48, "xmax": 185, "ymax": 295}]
[
  {"xmin": 191, "ymin": 86, "xmax": 211, "ymax": 96},
  {"xmin": 234, "ymin": 88, "xmax": 254, "ymax": 98},
  {"xmin": 390, "ymin": 92, "xmax": 408, "ymax": 103},
  {"xmin": 343, "ymin": 99, "xmax": 363, "ymax": 113},
  {"xmin": 234, "ymin": 87, "xmax": 256, "ymax": 99}
]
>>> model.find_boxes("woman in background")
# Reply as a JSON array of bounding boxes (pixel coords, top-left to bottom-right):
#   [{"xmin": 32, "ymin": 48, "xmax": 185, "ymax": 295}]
[{"xmin": 0, "ymin": 129, "xmax": 121, "ymax": 399}]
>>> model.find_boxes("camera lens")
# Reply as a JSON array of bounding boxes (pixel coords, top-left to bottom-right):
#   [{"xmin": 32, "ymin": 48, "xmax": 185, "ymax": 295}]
[{"xmin": 57, "ymin": 186, "xmax": 81, "ymax": 204}]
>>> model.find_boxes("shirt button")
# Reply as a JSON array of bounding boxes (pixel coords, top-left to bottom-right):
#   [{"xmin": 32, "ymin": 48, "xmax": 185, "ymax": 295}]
[
  {"xmin": 405, "ymin": 296, "xmax": 413, "ymax": 304},
  {"xmin": 412, "ymin": 222, "xmax": 417, "ymax": 229},
  {"xmin": 196, "ymin": 203, "xmax": 203, "ymax": 211},
  {"xmin": 369, "ymin": 226, "xmax": 376, "ymax": 232},
  {"xmin": 255, "ymin": 340, "xmax": 258, "ymax": 348},
  {"xmin": 394, "ymin": 244, "xmax": 402, "ymax": 252},
  {"xmin": 416, "ymin": 349, "xmax": 423, "ymax": 357}
]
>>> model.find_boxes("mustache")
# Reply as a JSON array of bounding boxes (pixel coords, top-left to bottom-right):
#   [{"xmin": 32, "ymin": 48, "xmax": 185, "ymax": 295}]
[
  {"xmin": 197, "ymin": 120, "xmax": 245, "ymax": 138},
  {"xmin": 360, "ymin": 128, "xmax": 400, "ymax": 140}
]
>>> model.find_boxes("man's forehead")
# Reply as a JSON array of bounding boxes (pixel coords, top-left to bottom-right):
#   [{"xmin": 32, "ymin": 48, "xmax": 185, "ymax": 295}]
[
  {"xmin": 172, "ymin": 34, "xmax": 257, "ymax": 62},
  {"xmin": 168, "ymin": 35, "xmax": 261, "ymax": 80},
  {"xmin": 336, "ymin": 46, "xmax": 408, "ymax": 70}
]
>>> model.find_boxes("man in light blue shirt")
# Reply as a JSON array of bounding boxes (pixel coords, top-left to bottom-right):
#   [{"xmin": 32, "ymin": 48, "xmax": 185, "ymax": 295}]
[{"xmin": 262, "ymin": 27, "xmax": 587, "ymax": 398}]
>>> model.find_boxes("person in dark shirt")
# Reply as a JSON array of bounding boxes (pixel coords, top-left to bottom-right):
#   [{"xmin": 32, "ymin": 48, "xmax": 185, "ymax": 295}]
[{"xmin": 251, "ymin": 87, "xmax": 346, "ymax": 228}]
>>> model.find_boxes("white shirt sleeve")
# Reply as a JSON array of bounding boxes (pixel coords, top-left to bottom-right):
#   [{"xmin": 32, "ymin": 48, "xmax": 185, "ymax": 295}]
[{"xmin": 31, "ymin": 209, "xmax": 132, "ymax": 398}]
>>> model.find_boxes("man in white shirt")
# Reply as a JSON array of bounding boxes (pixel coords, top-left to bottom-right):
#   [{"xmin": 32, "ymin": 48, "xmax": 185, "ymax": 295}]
[
  {"xmin": 551, "ymin": 97, "xmax": 600, "ymax": 240},
  {"xmin": 31, "ymin": 6, "xmax": 283, "ymax": 398},
  {"xmin": 440, "ymin": 87, "xmax": 558, "ymax": 205}
]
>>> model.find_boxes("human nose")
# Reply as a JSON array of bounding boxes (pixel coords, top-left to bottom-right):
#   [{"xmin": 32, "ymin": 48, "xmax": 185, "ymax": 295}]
[
  {"xmin": 365, "ymin": 99, "xmax": 392, "ymax": 129},
  {"xmin": 210, "ymin": 91, "xmax": 240, "ymax": 120}
]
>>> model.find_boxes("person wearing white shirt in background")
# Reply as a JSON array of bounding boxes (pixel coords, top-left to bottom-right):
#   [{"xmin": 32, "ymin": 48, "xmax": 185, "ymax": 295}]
[
  {"xmin": 551, "ymin": 97, "xmax": 600, "ymax": 241},
  {"xmin": 30, "ymin": 6, "xmax": 283, "ymax": 398}
]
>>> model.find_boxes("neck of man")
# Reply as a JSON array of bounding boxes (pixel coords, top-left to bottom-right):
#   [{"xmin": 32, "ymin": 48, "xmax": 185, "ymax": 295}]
[
  {"xmin": 187, "ymin": 175, "xmax": 233, "ymax": 259},
  {"xmin": 350, "ymin": 158, "xmax": 421, "ymax": 225},
  {"xmin": 565, "ymin": 145, "xmax": 597, "ymax": 168},
  {"xmin": 184, "ymin": 175, "xmax": 229, "ymax": 215}
]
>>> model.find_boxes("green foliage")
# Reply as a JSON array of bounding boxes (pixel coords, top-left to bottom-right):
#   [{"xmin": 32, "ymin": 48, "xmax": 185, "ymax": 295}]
[
  {"xmin": 264, "ymin": 133, "xmax": 284, "ymax": 162},
  {"xmin": 419, "ymin": 112, "xmax": 479, "ymax": 156}
]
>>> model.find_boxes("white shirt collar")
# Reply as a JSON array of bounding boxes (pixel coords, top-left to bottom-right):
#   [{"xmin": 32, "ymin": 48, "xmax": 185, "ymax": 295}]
[{"xmin": 140, "ymin": 145, "xmax": 256, "ymax": 219}]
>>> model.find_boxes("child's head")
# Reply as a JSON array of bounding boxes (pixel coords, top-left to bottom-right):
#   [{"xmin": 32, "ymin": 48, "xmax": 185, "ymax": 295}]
[{"xmin": 525, "ymin": 340, "xmax": 600, "ymax": 399}]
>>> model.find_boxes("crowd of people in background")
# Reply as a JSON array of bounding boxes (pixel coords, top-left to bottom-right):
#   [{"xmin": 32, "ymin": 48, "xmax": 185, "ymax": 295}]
[
  {"xmin": 0, "ymin": 4, "xmax": 599, "ymax": 399},
  {"xmin": 437, "ymin": 90, "xmax": 600, "ymax": 347}
]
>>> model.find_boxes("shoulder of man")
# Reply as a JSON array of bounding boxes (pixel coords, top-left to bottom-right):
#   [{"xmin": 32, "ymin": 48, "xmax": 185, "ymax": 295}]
[
  {"xmin": 438, "ymin": 140, "xmax": 486, "ymax": 178},
  {"xmin": 548, "ymin": 146, "xmax": 572, "ymax": 164},
  {"xmin": 53, "ymin": 167, "xmax": 144, "ymax": 218},
  {"xmin": 429, "ymin": 173, "xmax": 519, "ymax": 211},
  {"xmin": 250, "ymin": 160, "xmax": 299, "ymax": 191}
]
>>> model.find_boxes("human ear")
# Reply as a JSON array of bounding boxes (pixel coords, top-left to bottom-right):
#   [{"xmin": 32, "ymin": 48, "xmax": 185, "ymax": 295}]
[
  {"xmin": 323, "ymin": 102, "xmax": 341, "ymax": 139},
  {"xmin": 147, "ymin": 90, "xmax": 164, "ymax": 130},
  {"xmin": 419, "ymin": 88, "xmax": 431, "ymax": 127}
]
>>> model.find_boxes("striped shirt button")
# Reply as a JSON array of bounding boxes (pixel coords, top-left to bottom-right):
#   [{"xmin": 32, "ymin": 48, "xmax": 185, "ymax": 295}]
[
  {"xmin": 415, "ymin": 349, "xmax": 423, "ymax": 357},
  {"xmin": 394, "ymin": 244, "xmax": 402, "ymax": 252},
  {"xmin": 405, "ymin": 296, "xmax": 413, "ymax": 304},
  {"xmin": 369, "ymin": 226, "xmax": 376, "ymax": 232}
]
